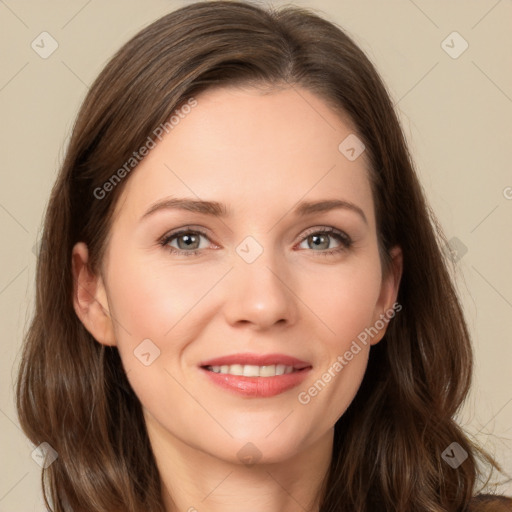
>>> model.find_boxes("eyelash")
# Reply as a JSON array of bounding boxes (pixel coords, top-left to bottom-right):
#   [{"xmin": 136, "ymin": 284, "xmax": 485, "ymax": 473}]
[{"xmin": 158, "ymin": 226, "xmax": 353, "ymax": 258}]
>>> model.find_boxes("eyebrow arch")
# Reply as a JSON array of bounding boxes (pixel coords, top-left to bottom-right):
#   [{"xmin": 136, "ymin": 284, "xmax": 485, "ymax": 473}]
[
  {"xmin": 295, "ymin": 199, "xmax": 367, "ymax": 225},
  {"xmin": 141, "ymin": 197, "xmax": 228, "ymax": 220},
  {"xmin": 140, "ymin": 197, "xmax": 367, "ymax": 225}
]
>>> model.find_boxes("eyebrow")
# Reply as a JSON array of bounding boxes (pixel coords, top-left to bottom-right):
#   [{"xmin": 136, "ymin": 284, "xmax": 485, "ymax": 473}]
[{"xmin": 140, "ymin": 197, "xmax": 368, "ymax": 225}]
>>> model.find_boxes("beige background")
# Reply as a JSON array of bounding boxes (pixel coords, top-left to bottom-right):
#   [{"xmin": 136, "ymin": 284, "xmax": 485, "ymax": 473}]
[{"xmin": 1, "ymin": 0, "xmax": 511, "ymax": 509}]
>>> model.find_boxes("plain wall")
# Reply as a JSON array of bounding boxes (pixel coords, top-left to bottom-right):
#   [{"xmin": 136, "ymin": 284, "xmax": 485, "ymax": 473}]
[{"xmin": 0, "ymin": 0, "xmax": 511, "ymax": 509}]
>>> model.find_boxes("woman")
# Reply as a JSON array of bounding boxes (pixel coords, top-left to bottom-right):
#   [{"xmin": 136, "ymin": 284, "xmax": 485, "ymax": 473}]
[{"xmin": 15, "ymin": 1, "xmax": 511, "ymax": 511}]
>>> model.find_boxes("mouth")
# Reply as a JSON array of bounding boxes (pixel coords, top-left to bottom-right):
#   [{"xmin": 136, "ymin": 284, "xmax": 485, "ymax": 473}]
[{"xmin": 198, "ymin": 353, "xmax": 312, "ymax": 397}]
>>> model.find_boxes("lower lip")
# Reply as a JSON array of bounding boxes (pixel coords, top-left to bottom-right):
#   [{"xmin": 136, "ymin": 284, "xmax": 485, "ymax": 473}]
[{"xmin": 200, "ymin": 367, "xmax": 312, "ymax": 397}]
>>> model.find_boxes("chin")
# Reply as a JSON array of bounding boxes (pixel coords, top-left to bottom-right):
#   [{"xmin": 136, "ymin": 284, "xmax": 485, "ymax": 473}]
[{"xmin": 204, "ymin": 428, "xmax": 317, "ymax": 466}]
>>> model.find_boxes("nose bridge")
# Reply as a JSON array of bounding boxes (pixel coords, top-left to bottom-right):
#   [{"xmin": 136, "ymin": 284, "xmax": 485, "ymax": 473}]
[{"xmin": 223, "ymin": 235, "xmax": 297, "ymax": 328}]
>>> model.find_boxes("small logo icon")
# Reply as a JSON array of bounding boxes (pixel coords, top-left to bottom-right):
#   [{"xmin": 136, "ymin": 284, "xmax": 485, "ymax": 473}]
[
  {"xmin": 134, "ymin": 338, "xmax": 161, "ymax": 366},
  {"xmin": 236, "ymin": 236, "xmax": 264, "ymax": 264},
  {"xmin": 237, "ymin": 442, "xmax": 262, "ymax": 467},
  {"xmin": 442, "ymin": 442, "xmax": 468, "ymax": 468},
  {"xmin": 444, "ymin": 237, "xmax": 468, "ymax": 263},
  {"xmin": 31, "ymin": 31, "xmax": 59, "ymax": 59},
  {"xmin": 31, "ymin": 442, "xmax": 58, "ymax": 468},
  {"xmin": 441, "ymin": 31, "xmax": 468, "ymax": 59},
  {"xmin": 338, "ymin": 134, "xmax": 366, "ymax": 161}
]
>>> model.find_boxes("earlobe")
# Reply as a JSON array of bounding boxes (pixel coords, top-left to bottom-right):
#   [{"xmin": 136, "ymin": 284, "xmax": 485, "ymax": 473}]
[
  {"xmin": 71, "ymin": 242, "xmax": 116, "ymax": 346},
  {"xmin": 370, "ymin": 245, "xmax": 403, "ymax": 346}
]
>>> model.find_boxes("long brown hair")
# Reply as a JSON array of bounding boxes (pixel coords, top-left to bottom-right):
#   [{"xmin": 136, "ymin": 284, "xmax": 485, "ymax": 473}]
[{"xmin": 15, "ymin": 1, "xmax": 508, "ymax": 510}]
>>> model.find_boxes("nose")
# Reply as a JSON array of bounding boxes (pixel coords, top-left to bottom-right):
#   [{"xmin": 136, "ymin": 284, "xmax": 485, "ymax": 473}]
[{"xmin": 222, "ymin": 249, "xmax": 299, "ymax": 331}]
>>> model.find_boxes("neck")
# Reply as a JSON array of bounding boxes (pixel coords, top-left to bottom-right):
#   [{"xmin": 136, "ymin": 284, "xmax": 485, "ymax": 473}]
[{"xmin": 145, "ymin": 412, "xmax": 333, "ymax": 512}]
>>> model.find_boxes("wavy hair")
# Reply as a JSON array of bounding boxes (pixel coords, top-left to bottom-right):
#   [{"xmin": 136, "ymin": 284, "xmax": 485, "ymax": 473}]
[{"xmin": 15, "ymin": 1, "xmax": 509, "ymax": 510}]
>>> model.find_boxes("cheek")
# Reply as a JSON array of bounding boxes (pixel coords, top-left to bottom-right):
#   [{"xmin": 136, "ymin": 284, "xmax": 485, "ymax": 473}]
[
  {"xmin": 105, "ymin": 250, "xmax": 225, "ymax": 343},
  {"xmin": 294, "ymin": 255, "xmax": 382, "ymax": 421},
  {"xmin": 103, "ymin": 251, "xmax": 229, "ymax": 402},
  {"xmin": 103, "ymin": 255, "xmax": 207, "ymax": 427},
  {"xmin": 298, "ymin": 347, "xmax": 369, "ymax": 436},
  {"xmin": 295, "ymin": 281, "xmax": 380, "ymax": 433},
  {"xmin": 302, "ymin": 253, "xmax": 383, "ymax": 347}
]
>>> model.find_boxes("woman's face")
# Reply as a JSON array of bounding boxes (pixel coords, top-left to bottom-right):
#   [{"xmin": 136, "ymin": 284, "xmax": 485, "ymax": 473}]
[{"xmin": 73, "ymin": 85, "xmax": 401, "ymax": 464}]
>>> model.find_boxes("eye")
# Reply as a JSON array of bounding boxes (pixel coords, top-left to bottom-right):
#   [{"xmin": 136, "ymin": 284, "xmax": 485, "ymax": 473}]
[
  {"xmin": 158, "ymin": 226, "xmax": 353, "ymax": 258},
  {"xmin": 159, "ymin": 228, "xmax": 212, "ymax": 256},
  {"xmin": 297, "ymin": 227, "xmax": 352, "ymax": 257}
]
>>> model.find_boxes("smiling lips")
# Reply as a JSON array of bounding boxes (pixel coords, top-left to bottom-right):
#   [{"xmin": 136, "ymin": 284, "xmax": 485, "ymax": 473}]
[{"xmin": 199, "ymin": 353, "xmax": 312, "ymax": 398}]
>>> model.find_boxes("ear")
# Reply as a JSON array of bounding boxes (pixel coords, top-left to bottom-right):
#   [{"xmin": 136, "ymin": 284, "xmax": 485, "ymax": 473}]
[
  {"xmin": 369, "ymin": 245, "xmax": 403, "ymax": 346},
  {"xmin": 71, "ymin": 242, "xmax": 116, "ymax": 346}
]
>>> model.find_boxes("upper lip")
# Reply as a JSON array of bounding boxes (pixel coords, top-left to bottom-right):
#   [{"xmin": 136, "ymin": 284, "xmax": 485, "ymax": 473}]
[{"xmin": 199, "ymin": 353, "xmax": 312, "ymax": 370}]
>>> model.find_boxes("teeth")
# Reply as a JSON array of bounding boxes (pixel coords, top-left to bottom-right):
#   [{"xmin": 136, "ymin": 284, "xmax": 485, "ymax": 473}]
[
  {"xmin": 207, "ymin": 364, "xmax": 297, "ymax": 377},
  {"xmin": 228, "ymin": 364, "xmax": 243, "ymax": 376},
  {"xmin": 243, "ymin": 365, "xmax": 260, "ymax": 377},
  {"xmin": 259, "ymin": 365, "xmax": 276, "ymax": 377}
]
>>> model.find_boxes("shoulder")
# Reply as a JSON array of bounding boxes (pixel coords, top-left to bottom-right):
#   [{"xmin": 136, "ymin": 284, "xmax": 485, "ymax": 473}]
[{"xmin": 468, "ymin": 494, "xmax": 512, "ymax": 511}]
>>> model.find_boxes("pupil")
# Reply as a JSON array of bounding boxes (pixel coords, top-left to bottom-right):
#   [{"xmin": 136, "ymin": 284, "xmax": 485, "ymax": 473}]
[
  {"xmin": 179, "ymin": 234, "xmax": 197, "ymax": 249},
  {"xmin": 311, "ymin": 234, "xmax": 328, "ymax": 250}
]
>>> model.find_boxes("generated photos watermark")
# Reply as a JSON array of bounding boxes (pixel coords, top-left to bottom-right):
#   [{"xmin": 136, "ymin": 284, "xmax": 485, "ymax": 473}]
[
  {"xmin": 298, "ymin": 301, "xmax": 402, "ymax": 405},
  {"xmin": 93, "ymin": 97, "xmax": 197, "ymax": 200}
]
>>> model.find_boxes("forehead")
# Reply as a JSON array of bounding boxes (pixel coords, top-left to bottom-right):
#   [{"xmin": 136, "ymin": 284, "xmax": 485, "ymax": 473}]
[{"xmin": 112, "ymin": 85, "xmax": 374, "ymax": 225}]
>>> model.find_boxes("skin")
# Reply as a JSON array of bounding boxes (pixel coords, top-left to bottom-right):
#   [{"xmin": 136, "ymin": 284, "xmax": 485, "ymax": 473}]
[{"xmin": 72, "ymin": 85, "xmax": 402, "ymax": 512}]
